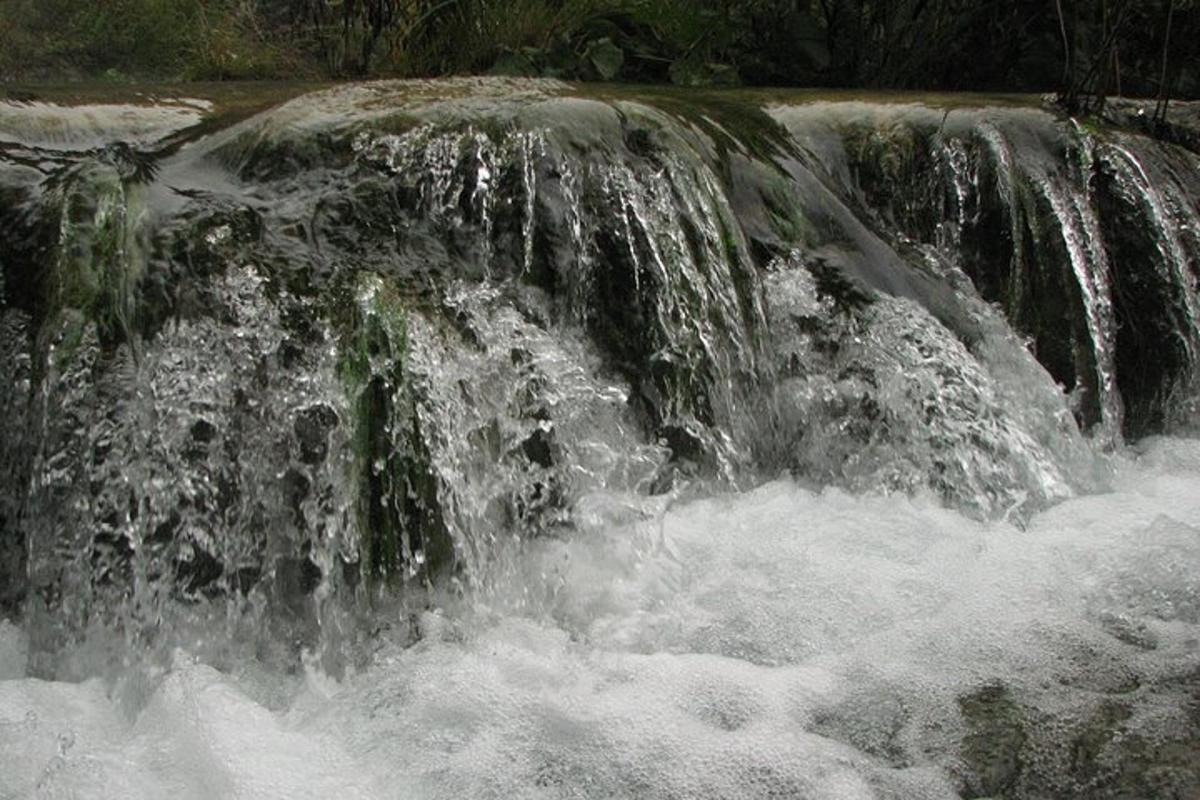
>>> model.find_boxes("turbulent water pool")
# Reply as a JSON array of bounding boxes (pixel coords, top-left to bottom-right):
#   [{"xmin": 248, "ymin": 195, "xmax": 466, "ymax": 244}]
[
  {"xmin": 1, "ymin": 79, "xmax": 1199, "ymax": 798},
  {"xmin": 3, "ymin": 439, "xmax": 1200, "ymax": 799}
]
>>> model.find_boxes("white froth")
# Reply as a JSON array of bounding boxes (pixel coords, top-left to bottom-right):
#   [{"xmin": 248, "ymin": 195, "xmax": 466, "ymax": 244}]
[
  {"xmin": 0, "ymin": 101, "xmax": 207, "ymax": 151},
  {"xmin": 2, "ymin": 438, "xmax": 1198, "ymax": 798},
  {"xmin": 0, "ymin": 621, "xmax": 27, "ymax": 680}
]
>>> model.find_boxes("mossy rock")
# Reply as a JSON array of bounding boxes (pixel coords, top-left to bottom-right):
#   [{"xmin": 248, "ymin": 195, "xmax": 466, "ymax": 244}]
[
  {"xmin": 958, "ymin": 683, "xmax": 1029, "ymax": 798},
  {"xmin": 338, "ymin": 272, "xmax": 452, "ymax": 588},
  {"xmin": 42, "ymin": 162, "xmax": 144, "ymax": 366}
]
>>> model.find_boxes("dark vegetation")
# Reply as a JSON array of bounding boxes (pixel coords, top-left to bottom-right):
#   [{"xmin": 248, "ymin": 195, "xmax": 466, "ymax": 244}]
[{"xmin": 1, "ymin": 0, "xmax": 1197, "ymax": 101}]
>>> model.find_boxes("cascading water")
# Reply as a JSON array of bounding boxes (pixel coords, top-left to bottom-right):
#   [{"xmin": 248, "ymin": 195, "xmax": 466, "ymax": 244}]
[{"xmin": 1, "ymin": 80, "xmax": 1199, "ymax": 799}]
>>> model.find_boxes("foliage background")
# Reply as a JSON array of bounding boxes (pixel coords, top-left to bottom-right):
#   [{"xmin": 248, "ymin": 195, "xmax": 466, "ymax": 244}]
[{"xmin": 0, "ymin": 0, "xmax": 1196, "ymax": 100}]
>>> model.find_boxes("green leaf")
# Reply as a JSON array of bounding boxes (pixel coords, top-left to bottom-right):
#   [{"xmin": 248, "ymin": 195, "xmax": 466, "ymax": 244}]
[
  {"xmin": 580, "ymin": 18, "xmax": 623, "ymax": 42},
  {"xmin": 490, "ymin": 50, "xmax": 537, "ymax": 77},
  {"xmin": 669, "ymin": 58, "xmax": 707, "ymax": 87},
  {"xmin": 669, "ymin": 59, "xmax": 739, "ymax": 88},
  {"xmin": 707, "ymin": 63, "xmax": 740, "ymax": 87},
  {"xmin": 798, "ymin": 39, "xmax": 830, "ymax": 71},
  {"xmin": 792, "ymin": 9, "xmax": 826, "ymax": 40},
  {"xmin": 585, "ymin": 37, "xmax": 624, "ymax": 81}
]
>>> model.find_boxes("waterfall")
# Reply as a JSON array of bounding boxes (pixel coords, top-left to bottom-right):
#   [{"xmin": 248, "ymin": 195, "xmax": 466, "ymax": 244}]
[{"xmin": 1, "ymin": 80, "xmax": 1199, "ymax": 799}]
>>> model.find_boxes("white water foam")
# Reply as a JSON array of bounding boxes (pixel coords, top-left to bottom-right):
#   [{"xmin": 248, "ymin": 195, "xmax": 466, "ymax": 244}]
[
  {"xmin": 2, "ymin": 438, "xmax": 1199, "ymax": 799},
  {"xmin": 0, "ymin": 101, "xmax": 209, "ymax": 151}
]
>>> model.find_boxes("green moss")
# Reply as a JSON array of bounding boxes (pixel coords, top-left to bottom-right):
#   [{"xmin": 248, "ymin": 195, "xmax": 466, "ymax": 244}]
[
  {"xmin": 844, "ymin": 121, "xmax": 925, "ymax": 195},
  {"xmin": 557, "ymin": 84, "xmax": 772, "ymax": 162},
  {"xmin": 340, "ymin": 273, "xmax": 406, "ymax": 585},
  {"xmin": 959, "ymin": 683, "xmax": 1029, "ymax": 798},
  {"xmin": 715, "ymin": 205, "xmax": 763, "ymax": 355},
  {"xmin": 354, "ymin": 112, "xmax": 424, "ymax": 140},
  {"xmin": 1069, "ymin": 683, "xmax": 1200, "ymax": 799},
  {"xmin": 603, "ymin": 85, "xmax": 799, "ymax": 167},
  {"xmin": 1069, "ymin": 700, "xmax": 1132, "ymax": 787},
  {"xmin": 45, "ymin": 164, "xmax": 143, "ymax": 368},
  {"xmin": 1075, "ymin": 114, "xmax": 1110, "ymax": 138},
  {"xmin": 761, "ymin": 175, "xmax": 816, "ymax": 247},
  {"xmin": 218, "ymin": 125, "xmax": 356, "ymax": 182},
  {"xmin": 338, "ymin": 272, "xmax": 450, "ymax": 589}
]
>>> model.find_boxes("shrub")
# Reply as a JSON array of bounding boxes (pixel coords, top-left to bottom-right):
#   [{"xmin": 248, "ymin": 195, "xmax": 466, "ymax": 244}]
[
  {"xmin": 0, "ymin": 0, "xmax": 198, "ymax": 79},
  {"xmin": 394, "ymin": 0, "xmax": 631, "ymax": 77},
  {"xmin": 0, "ymin": 0, "xmax": 1195, "ymax": 102},
  {"xmin": 188, "ymin": 0, "xmax": 316, "ymax": 80}
]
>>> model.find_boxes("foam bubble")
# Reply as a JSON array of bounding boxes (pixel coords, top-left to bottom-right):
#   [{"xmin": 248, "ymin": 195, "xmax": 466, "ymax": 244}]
[
  {"xmin": 2, "ymin": 439, "xmax": 1199, "ymax": 798},
  {"xmin": 0, "ymin": 620, "xmax": 27, "ymax": 679}
]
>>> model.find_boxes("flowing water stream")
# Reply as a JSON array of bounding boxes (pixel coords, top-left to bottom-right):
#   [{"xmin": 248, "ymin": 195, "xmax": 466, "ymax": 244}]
[{"xmin": 1, "ymin": 79, "xmax": 1198, "ymax": 799}]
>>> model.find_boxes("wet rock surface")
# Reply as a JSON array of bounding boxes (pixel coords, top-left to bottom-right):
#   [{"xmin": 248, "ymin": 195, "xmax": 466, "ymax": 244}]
[{"xmin": 0, "ymin": 85, "xmax": 1197, "ymax": 769}]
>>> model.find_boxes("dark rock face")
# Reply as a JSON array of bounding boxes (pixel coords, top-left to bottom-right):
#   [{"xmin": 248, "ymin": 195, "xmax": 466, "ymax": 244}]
[
  {"xmin": 0, "ymin": 80, "xmax": 1197, "ymax": 660},
  {"xmin": 823, "ymin": 106, "xmax": 1200, "ymax": 441},
  {"xmin": 0, "ymin": 311, "xmax": 33, "ymax": 614}
]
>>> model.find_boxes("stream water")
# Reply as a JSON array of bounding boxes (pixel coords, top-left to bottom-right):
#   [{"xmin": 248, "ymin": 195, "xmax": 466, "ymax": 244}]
[{"xmin": 1, "ymin": 80, "xmax": 1198, "ymax": 798}]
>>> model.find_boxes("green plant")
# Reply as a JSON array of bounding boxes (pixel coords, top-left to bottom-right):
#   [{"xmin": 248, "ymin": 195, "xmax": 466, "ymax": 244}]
[
  {"xmin": 383, "ymin": 0, "xmax": 621, "ymax": 77},
  {"xmin": 188, "ymin": 0, "xmax": 313, "ymax": 79},
  {"xmin": 0, "ymin": 0, "xmax": 200, "ymax": 78},
  {"xmin": 337, "ymin": 272, "xmax": 452, "ymax": 586}
]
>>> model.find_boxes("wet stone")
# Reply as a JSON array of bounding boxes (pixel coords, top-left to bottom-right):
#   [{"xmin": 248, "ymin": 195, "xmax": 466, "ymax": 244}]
[
  {"xmin": 281, "ymin": 468, "xmax": 312, "ymax": 528},
  {"xmin": 520, "ymin": 427, "xmax": 554, "ymax": 468},
  {"xmin": 1097, "ymin": 612, "xmax": 1158, "ymax": 651},
  {"xmin": 176, "ymin": 540, "xmax": 224, "ymax": 598},
  {"xmin": 190, "ymin": 419, "xmax": 218, "ymax": 444},
  {"xmin": 148, "ymin": 510, "xmax": 182, "ymax": 546},
  {"xmin": 1068, "ymin": 700, "xmax": 1133, "ymax": 789},
  {"xmin": 958, "ymin": 683, "xmax": 1028, "ymax": 798},
  {"xmin": 294, "ymin": 404, "xmax": 339, "ymax": 465}
]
